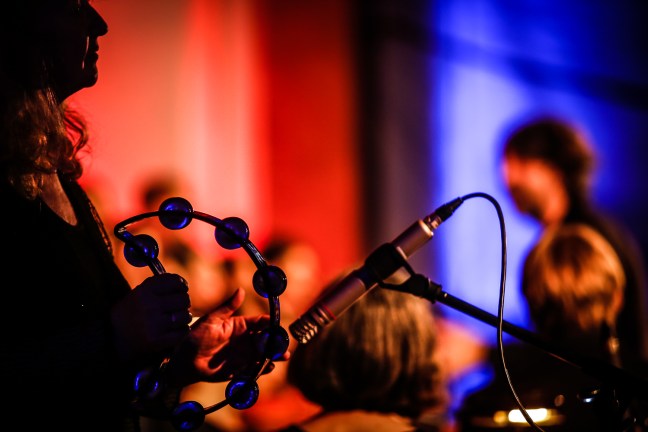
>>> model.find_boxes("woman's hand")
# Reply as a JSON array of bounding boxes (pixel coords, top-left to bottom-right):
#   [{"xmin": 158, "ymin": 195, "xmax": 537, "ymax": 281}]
[
  {"xmin": 166, "ymin": 288, "xmax": 287, "ymax": 387},
  {"xmin": 111, "ymin": 273, "xmax": 193, "ymax": 363}
]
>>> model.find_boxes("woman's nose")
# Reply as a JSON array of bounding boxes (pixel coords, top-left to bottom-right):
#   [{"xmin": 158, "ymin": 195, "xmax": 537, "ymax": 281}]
[{"xmin": 89, "ymin": 5, "xmax": 108, "ymax": 37}]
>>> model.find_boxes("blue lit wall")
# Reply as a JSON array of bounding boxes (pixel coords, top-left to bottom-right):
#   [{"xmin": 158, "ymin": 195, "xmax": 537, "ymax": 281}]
[
  {"xmin": 359, "ymin": 0, "xmax": 648, "ymax": 346},
  {"xmin": 428, "ymin": 0, "xmax": 648, "ymax": 344}
]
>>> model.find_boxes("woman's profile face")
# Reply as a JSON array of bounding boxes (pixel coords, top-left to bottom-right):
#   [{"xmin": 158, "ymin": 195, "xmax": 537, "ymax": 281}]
[{"xmin": 41, "ymin": 0, "xmax": 109, "ymax": 100}]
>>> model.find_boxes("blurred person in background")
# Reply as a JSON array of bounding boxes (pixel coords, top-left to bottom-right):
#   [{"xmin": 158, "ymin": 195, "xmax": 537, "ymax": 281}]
[
  {"xmin": 499, "ymin": 116, "xmax": 648, "ymax": 371},
  {"xmin": 279, "ymin": 287, "xmax": 451, "ymax": 432},
  {"xmin": 456, "ymin": 224, "xmax": 644, "ymax": 431},
  {"xmin": 181, "ymin": 235, "xmax": 325, "ymax": 431}
]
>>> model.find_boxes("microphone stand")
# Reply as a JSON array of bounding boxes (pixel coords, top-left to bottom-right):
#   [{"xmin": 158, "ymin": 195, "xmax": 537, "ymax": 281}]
[{"xmin": 386, "ymin": 273, "xmax": 648, "ymax": 430}]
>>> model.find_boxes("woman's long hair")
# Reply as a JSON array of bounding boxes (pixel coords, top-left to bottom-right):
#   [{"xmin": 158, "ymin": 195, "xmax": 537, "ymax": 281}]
[{"xmin": 0, "ymin": 0, "xmax": 89, "ymax": 199}]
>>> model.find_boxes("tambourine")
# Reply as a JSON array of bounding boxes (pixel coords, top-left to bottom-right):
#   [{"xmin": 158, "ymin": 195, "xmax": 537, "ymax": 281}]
[{"xmin": 114, "ymin": 197, "xmax": 289, "ymax": 431}]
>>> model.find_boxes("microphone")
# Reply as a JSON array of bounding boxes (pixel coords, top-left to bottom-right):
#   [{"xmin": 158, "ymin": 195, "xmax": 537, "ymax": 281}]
[{"xmin": 289, "ymin": 196, "xmax": 464, "ymax": 344}]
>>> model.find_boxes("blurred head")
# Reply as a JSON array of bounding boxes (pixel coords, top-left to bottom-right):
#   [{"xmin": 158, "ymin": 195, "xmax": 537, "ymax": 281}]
[
  {"xmin": 287, "ymin": 288, "xmax": 446, "ymax": 419},
  {"xmin": 1, "ymin": 0, "xmax": 108, "ymax": 101},
  {"xmin": 140, "ymin": 175, "xmax": 183, "ymax": 212},
  {"xmin": 523, "ymin": 223, "xmax": 625, "ymax": 337},
  {"xmin": 500, "ymin": 117, "xmax": 595, "ymax": 222},
  {"xmin": 262, "ymin": 236, "xmax": 322, "ymax": 319}
]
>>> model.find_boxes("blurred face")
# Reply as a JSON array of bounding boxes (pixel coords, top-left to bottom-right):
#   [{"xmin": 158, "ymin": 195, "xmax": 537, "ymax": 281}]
[
  {"xmin": 501, "ymin": 153, "xmax": 563, "ymax": 222},
  {"xmin": 42, "ymin": 0, "xmax": 108, "ymax": 100}
]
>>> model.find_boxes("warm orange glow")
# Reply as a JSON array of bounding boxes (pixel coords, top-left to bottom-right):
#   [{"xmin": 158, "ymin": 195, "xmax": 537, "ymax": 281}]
[{"xmin": 74, "ymin": 0, "xmax": 360, "ymax": 280}]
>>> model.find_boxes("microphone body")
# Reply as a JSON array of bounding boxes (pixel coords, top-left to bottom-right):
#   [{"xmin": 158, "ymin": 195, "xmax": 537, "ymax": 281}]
[{"xmin": 289, "ymin": 197, "xmax": 463, "ymax": 344}]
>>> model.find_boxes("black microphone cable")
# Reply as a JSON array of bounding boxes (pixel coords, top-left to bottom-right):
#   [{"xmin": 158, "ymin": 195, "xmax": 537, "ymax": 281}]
[{"xmin": 461, "ymin": 192, "xmax": 544, "ymax": 432}]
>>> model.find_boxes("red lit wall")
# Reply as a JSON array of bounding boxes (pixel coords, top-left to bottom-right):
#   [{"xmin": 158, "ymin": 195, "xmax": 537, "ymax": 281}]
[{"xmin": 73, "ymin": 0, "xmax": 362, "ymax": 283}]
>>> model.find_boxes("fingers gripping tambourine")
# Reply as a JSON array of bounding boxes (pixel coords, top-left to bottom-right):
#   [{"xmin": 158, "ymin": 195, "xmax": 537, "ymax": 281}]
[{"xmin": 114, "ymin": 197, "xmax": 289, "ymax": 431}]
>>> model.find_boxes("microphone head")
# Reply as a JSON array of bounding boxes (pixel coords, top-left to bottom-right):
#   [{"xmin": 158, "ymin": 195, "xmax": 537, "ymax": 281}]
[
  {"xmin": 289, "ymin": 316, "xmax": 319, "ymax": 344},
  {"xmin": 289, "ymin": 307, "xmax": 334, "ymax": 344}
]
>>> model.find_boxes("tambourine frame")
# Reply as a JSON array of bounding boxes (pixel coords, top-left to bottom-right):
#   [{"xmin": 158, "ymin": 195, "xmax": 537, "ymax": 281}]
[{"xmin": 114, "ymin": 197, "xmax": 288, "ymax": 431}]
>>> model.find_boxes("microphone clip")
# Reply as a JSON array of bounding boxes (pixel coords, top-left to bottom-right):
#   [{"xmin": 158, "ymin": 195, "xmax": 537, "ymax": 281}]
[
  {"xmin": 380, "ymin": 273, "xmax": 443, "ymax": 303},
  {"xmin": 374, "ymin": 242, "xmax": 443, "ymax": 302}
]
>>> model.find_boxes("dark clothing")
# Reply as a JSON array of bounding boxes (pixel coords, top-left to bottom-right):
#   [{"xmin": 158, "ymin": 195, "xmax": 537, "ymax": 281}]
[
  {"xmin": 563, "ymin": 202, "xmax": 648, "ymax": 370},
  {"xmin": 455, "ymin": 335, "xmax": 647, "ymax": 431},
  {"xmin": 276, "ymin": 419, "xmax": 443, "ymax": 432},
  {"xmin": 0, "ymin": 176, "xmax": 142, "ymax": 431},
  {"xmin": 277, "ymin": 426, "xmax": 440, "ymax": 432}
]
